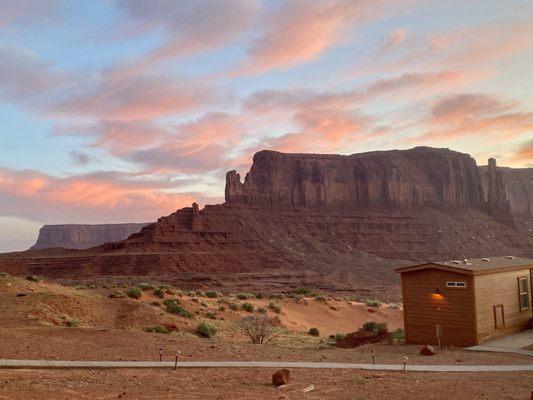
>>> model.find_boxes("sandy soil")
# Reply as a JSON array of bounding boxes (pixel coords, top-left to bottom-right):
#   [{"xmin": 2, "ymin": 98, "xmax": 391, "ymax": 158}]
[{"xmin": 0, "ymin": 368, "xmax": 532, "ymax": 400}]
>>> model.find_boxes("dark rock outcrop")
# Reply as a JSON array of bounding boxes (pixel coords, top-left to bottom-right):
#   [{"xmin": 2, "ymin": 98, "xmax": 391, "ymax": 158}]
[
  {"xmin": 31, "ymin": 223, "xmax": 150, "ymax": 250},
  {"xmin": 226, "ymin": 147, "xmax": 486, "ymax": 210}
]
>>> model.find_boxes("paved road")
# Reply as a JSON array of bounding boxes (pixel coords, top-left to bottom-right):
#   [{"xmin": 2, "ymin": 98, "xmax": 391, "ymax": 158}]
[{"xmin": 1, "ymin": 359, "xmax": 532, "ymax": 372}]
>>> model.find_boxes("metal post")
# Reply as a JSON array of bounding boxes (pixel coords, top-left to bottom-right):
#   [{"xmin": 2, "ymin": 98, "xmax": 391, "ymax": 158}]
[
  {"xmin": 159, "ymin": 347, "xmax": 163, "ymax": 362},
  {"xmin": 371, "ymin": 350, "xmax": 375, "ymax": 364},
  {"xmin": 402, "ymin": 356, "xmax": 408, "ymax": 373},
  {"xmin": 435, "ymin": 325, "xmax": 442, "ymax": 350},
  {"xmin": 174, "ymin": 351, "xmax": 181, "ymax": 370}
]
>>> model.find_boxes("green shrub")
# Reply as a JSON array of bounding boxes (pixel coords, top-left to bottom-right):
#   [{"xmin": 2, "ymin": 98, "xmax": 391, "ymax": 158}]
[
  {"xmin": 126, "ymin": 287, "xmax": 142, "ymax": 299},
  {"xmin": 164, "ymin": 299, "xmax": 193, "ymax": 318},
  {"xmin": 241, "ymin": 302, "xmax": 254, "ymax": 313},
  {"xmin": 257, "ymin": 307, "xmax": 267, "ymax": 314},
  {"xmin": 187, "ymin": 291, "xmax": 196, "ymax": 297},
  {"xmin": 218, "ymin": 306, "xmax": 226, "ymax": 312},
  {"xmin": 26, "ymin": 275, "xmax": 42, "ymax": 283},
  {"xmin": 362, "ymin": 321, "xmax": 388, "ymax": 334},
  {"xmin": 295, "ymin": 287, "xmax": 312, "ymax": 296},
  {"xmin": 314, "ymin": 295, "xmax": 326, "ymax": 302},
  {"xmin": 268, "ymin": 302, "xmax": 281, "ymax": 313},
  {"xmin": 206, "ymin": 312, "xmax": 217, "ymax": 319},
  {"xmin": 391, "ymin": 328, "xmax": 404, "ymax": 342},
  {"xmin": 254, "ymin": 292, "xmax": 264, "ymax": 299},
  {"xmin": 108, "ymin": 291, "xmax": 126, "ymax": 299},
  {"xmin": 333, "ymin": 333, "xmax": 346, "ymax": 342},
  {"xmin": 229, "ymin": 302, "xmax": 239, "ymax": 311},
  {"xmin": 268, "ymin": 293, "xmax": 284, "ymax": 300},
  {"xmin": 308, "ymin": 327, "xmax": 320, "ymax": 336},
  {"xmin": 165, "ymin": 288, "xmax": 175, "ymax": 295},
  {"xmin": 144, "ymin": 326, "xmax": 170, "ymax": 334},
  {"xmin": 65, "ymin": 319, "xmax": 80, "ymax": 328},
  {"xmin": 204, "ymin": 291, "xmax": 218, "ymax": 298},
  {"xmin": 196, "ymin": 321, "xmax": 217, "ymax": 338},
  {"xmin": 153, "ymin": 288, "xmax": 165, "ymax": 298},
  {"xmin": 195, "ymin": 290, "xmax": 204, "ymax": 297},
  {"xmin": 236, "ymin": 292, "xmax": 251, "ymax": 300},
  {"xmin": 0, "ymin": 272, "xmax": 10, "ymax": 278},
  {"xmin": 364, "ymin": 298, "xmax": 382, "ymax": 308},
  {"xmin": 138, "ymin": 283, "xmax": 155, "ymax": 291}
]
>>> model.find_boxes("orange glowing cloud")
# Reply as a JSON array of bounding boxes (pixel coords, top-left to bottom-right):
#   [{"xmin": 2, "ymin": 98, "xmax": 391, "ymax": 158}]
[{"xmin": 0, "ymin": 168, "xmax": 219, "ymax": 223}]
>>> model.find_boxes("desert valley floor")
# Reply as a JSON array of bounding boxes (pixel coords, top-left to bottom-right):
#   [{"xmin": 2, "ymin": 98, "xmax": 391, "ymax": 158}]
[{"xmin": 1, "ymin": 273, "xmax": 531, "ymax": 399}]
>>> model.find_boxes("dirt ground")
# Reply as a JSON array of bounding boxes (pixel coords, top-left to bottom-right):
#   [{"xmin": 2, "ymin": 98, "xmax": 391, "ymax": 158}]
[
  {"xmin": 0, "ymin": 368, "xmax": 532, "ymax": 400},
  {"xmin": 1, "ymin": 274, "xmax": 532, "ymax": 399}
]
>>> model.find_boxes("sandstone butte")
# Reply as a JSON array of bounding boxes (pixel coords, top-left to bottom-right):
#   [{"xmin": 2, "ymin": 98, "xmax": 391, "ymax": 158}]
[{"xmin": 1, "ymin": 147, "xmax": 532, "ymax": 300}]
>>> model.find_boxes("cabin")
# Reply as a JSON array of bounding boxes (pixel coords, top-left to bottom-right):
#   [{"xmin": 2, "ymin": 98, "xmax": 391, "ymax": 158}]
[{"xmin": 395, "ymin": 256, "xmax": 533, "ymax": 347}]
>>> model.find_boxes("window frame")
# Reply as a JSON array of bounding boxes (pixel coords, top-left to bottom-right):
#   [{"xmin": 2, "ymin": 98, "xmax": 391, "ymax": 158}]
[{"xmin": 518, "ymin": 276, "xmax": 529, "ymax": 311}]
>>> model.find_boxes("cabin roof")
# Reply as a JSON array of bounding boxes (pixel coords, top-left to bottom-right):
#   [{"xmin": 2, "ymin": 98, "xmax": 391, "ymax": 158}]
[{"xmin": 395, "ymin": 256, "xmax": 533, "ymax": 276}]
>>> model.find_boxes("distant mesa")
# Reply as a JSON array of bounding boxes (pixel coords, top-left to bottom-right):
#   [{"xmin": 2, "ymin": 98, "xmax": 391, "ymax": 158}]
[{"xmin": 31, "ymin": 223, "xmax": 151, "ymax": 250}]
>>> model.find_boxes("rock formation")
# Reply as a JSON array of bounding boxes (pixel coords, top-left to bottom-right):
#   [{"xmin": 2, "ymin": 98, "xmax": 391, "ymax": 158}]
[
  {"xmin": 1, "ymin": 147, "xmax": 532, "ymax": 300},
  {"xmin": 226, "ymin": 147, "xmax": 486, "ymax": 210},
  {"xmin": 31, "ymin": 223, "xmax": 150, "ymax": 250}
]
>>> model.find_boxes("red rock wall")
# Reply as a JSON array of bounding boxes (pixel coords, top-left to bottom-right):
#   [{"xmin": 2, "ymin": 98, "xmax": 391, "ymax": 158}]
[{"xmin": 226, "ymin": 147, "xmax": 486, "ymax": 211}]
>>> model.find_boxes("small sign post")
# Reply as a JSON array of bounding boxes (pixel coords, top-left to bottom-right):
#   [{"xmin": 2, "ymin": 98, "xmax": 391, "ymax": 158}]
[
  {"xmin": 159, "ymin": 347, "xmax": 164, "ymax": 362},
  {"xmin": 174, "ymin": 350, "xmax": 182, "ymax": 370}
]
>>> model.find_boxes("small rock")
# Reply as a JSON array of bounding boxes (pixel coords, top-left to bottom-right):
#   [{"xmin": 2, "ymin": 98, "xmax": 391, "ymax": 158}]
[
  {"xmin": 420, "ymin": 344, "xmax": 435, "ymax": 356},
  {"xmin": 272, "ymin": 369, "xmax": 290, "ymax": 387}
]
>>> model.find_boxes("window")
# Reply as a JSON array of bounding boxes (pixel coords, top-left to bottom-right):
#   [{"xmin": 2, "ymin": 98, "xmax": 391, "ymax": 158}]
[
  {"xmin": 518, "ymin": 277, "xmax": 529, "ymax": 310},
  {"xmin": 446, "ymin": 281, "xmax": 467, "ymax": 288}
]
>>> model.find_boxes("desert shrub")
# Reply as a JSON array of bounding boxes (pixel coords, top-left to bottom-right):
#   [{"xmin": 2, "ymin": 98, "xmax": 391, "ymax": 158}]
[
  {"xmin": 364, "ymin": 298, "xmax": 382, "ymax": 308},
  {"xmin": 241, "ymin": 302, "xmax": 254, "ymax": 313},
  {"xmin": 206, "ymin": 312, "xmax": 217, "ymax": 319},
  {"xmin": 268, "ymin": 302, "xmax": 281, "ymax": 314},
  {"xmin": 108, "ymin": 291, "xmax": 126, "ymax": 299},
  {"xmin": 153, "ymin": 288, "xmax": 165, "ymax": 298},
  {"xmin": 196, "ymin": 321, "xmax": 217, "ymax": 338},
  {"xmin": 192, "ymin": 298, "xmax": 200, "ymax": 303},
  {"xmin": 144, "ymin": 326, "xmax": 170, "ymax": 334},
  {"xmin": 295, "ymin": 286, "xmax": 312, "ymax": 296},
  {"xmin": 240, "ymin": 315, "xmax": 279, "ymax": 344},
  {"xmin": 389, "ymin": 303, "xmax": 402, "ymax": 310},
  {"xmin": 333, "ymin": 333, "xmax": 346, "ymax": 342},
  {"xmin": 229, "ymin": 302, "xmax": 239, "ymax": 311},
  {"xmin": 26, "ymin": 275, "xmax": 42, "ymax": 283},
  {"xmin": 138, "ymin": 283, "xmax": 155, "ymax": 291},
  {"xmin": 164, "ymin": 299, "xmax": 193, "ymax": 318},
  {"xmin": 218, "ymin": 305, "xmax": 226, "ymax": 312},
  {"xmin": 362, "ymin": 321, "xmax": 388, "ymax": 334},
  {"xmin": 391, "ymin": 328, "xmax": 404, "ymax": 343},
  {"xmin": 314, "ymin": 295, "xmax": 326, "ymax": 302},
  {"xmin": 268, "ymin": 293, "xmax": 284, "ymax": 300},
  {"xmin": 204, "ymin": 290, "xmax": 218, "ymax": 298},
  {"xmin": 65, "ymin": 319, "xmax": 80, "ymax": 328},
  {"xmin": 187, "ymin": 291, "xmax": 196, "ymax": 297},
  {"xmin": 0, "ymin": 272, "xmax": 10, "ymax": 278},
  {"xmin": 126, "ymin": 287, "xmax": 142, "ymax": 299},
  {"xmin": 165, "ymin": 288, "xmax": 175, "ymax": 295},
  {"xmin": 236, "ymin": 292, "xmax": 251, "ymax": 300},
  {"xmin": 254, "ymin": 292, "xmax": 264, "ymax": 299},
  {"xmin": 308, "ymin": 327, "xmax": 320, "ymax": 337},
  {"xmin": 151, "ymin": 301, "xmax": 161, "ymax": 307},
  {"xmin": 257, "ymin": 307, "xmax": 267, "ymax": 314}
]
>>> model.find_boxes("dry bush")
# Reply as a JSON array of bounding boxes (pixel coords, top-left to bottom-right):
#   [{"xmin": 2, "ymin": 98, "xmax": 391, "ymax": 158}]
[{"xmin": 240, "ymin": 315, "xmax": 280, "ymax": 344}]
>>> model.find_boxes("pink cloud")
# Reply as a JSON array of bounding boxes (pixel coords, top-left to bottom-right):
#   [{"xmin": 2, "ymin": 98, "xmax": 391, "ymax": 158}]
[
  {"xmin": 512, "ymin": 140, "xmax": 533, "ymax": 166},
  {"xmin": 412, "ymin": 93, "xmax": 533, "ymax": 142},
  {"xmin": 116, "ymin": 0, "xmax": 259, "ymax": 62},
  {"xmin": 239, "ymin": 0, "xmax": 416, "ymax": 75},
  {"xmin": 53, "ymin": 73, "xmax": 216, "ymax": 121},
  {"xmin": 0, "ymin": 168, "xmax": 220, "ymax": 223}
]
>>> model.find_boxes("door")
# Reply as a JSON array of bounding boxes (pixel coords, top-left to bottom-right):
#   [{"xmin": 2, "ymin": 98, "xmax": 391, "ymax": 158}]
[{"xmin": 493, "ymin": 304, "xmax": 505, "ymax": 329}]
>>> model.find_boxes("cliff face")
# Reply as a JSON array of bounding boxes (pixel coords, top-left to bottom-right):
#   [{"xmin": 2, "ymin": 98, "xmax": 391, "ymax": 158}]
[
  {"xmin": 479, "ymin": 161, "xmax": 533, "ymax": 231},
  {"xmin": 31, "ymin": 223, "xmax": 150, "ymax": 250},
  {"xmin": 226, "ymin": 147, "xmax": 486, "ymax": 211}
]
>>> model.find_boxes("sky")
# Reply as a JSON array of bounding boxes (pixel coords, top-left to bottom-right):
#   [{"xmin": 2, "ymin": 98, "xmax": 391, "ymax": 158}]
[{"xmin": 0, "ymin": 0, "xmax": 532, "ymax": 252}]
